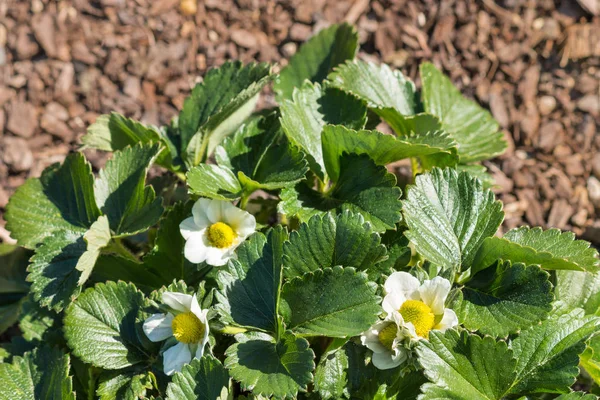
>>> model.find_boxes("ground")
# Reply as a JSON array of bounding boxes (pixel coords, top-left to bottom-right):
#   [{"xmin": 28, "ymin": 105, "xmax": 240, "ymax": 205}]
[{"xmin": 0, "ymin": 0, "xmax": 599, "ymax": 244}]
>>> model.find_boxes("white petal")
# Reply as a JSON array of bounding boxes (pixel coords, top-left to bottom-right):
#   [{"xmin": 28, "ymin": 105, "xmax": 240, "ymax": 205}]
[
  {"xmin": 372, "ymin": 351, "xmax": 403, "ymax": 370},
  {"xmin": 419, "ymin": 276, "xmax": 451, "ymax": 315},
  {"xmin": 402, "ymin": 322, "xmax": 419, "ymax": 339},
  {"xmin": 382, "ymin": 292, "xmax": 405, "ymax": 315},
  {"xmin": 184, "ymin": 231, "xmax": 209, "ymax": 264},
  {"xmin": 384, "ymin": 272, "xmax": 420, "ymax": 298},
  {"xmin": 391, "ymin": 346, "xmax": 409, "ymax": 365},
  {"xmin": 361, "ymin": 320, "xmax": 391, "ymax": 354},
  {"xmin": 205, "ymin": 199, "xmax": 226, "ymax": 224},
  {"xmin": 224, "ymin": 206, "xmax": 256, "ymax": 238},
  {"xmin": 143, "ymin": 313, "xmax": 173, "ymax": 342},
  {"xmin": 163, "ymin": 342, "xmax": 192, "ymax": 376},
  {"xmin": 192, "ymin": 198, "xmax": 212, "ymax": 228},
  {"xmin": 162, "ymin": 292, "xmax": 194, "ymax": 313},
  {"xmin": 435, "ymin": 308, "xmax": 459, "ymax": 332},
  {"xmin": 205, "ymin": 246, "xmax": 233, "ymax": 267},
  {"xmin": 179, "ymin": 217, "xmax": 200, "ymax": 240}
]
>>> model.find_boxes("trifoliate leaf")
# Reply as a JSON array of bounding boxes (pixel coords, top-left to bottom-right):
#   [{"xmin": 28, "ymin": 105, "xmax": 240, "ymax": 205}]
[
  {"xmin": 402, "ymin": 168, "xmax": 504, "ymax": 273},
  {"xmin": 508, "ymin": 309, "xmax": 600, "ymax": 395},
  {"xmin": 420, "ymin": 63, "xmax": 507, "ymax": 163},
  {"xmin": 95, "ymin": 143, "xmax": 164, "ymax": 236},
  {"xmin": 186, "ymin": 164, "xmax": 242, "ymax": 200},
  {"xmin": 275, "ymin": 23, "xmax": 358, "ymax": 99},
  {"xmin": 5, "ymin": 153, "xmax": 100, "ymax": 249},
  {"xmin": 283, "ymin": 211, "xmax": 386, "ymax": 279},
  {"xmin": 555, "ymin": 270, "xmax": 600, "ymax": 315},
  {"xmin": 452, "ymin": 261, "xmax": 553, "ymax": 337},
  {"xmin": 279, "ymin": 82, "xmax": 367, "ymax": 179},
  {"xmin": 83, "ymin": 112, "xmax": 161, "ymax": 152},
  {"xmin": 281, "ymin": 266, "xmax": 380, "ymax": 337},
  {"xmin": 327, "ymin": 60, "xmax": 417, "ymax": 117},
  {"xmin": 314, "ymin": 345, "xmax": 349, "ymax": 399},
  {"xmin": 64, "ymin": 281, "xmax": 152, "ymax": 369},
  {"xmin": 165, "ymin": 356, "xmax": 229, "ymax": 400},
  {"xmin": 321, "ymin": 125, "xmax": 457, "ymax": 182},
  {"xmin": 0, "ymin": 346, "xmax": 75, "ymax": 400},
  {"xmin": 216, "ymin": 111, "xmax": 309, "ymax": 191},
  {"xmin": 580, "ymin": 335, "xmax": 600, "ymax": 385},
  {"xmin": 178, "ymin": 61, "xmax": 273, "ymax": 166},
  {"xmin": 472, "ymin": 227, "xmax": 600, "ymax": 275},
  {"xmin": 224, "ymin": 331, "xmax": 315, "ymax": 398},
  {"xmin": 0, "ymin": 245, "xmax": 30, "ymax": 334},
  {"xmin": 279, "ymin": 153, "xmax": 402, "ymax": 232},
  {"xmin": 215, "ymin": 228, "xmax": 286, "ymax": 333},
  {"xmin": 96, "ymin": 370, "xmax": 153, "ymax": 400},
  {"xmin": 417, "ymin": 329, "xmax": 516, "ymax": 400}
]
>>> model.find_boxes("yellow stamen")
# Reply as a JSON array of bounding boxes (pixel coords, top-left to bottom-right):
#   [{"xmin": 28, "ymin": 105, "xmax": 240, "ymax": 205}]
[
  {"xmin": 399, "ymin": 299, "xmax": 435, "ymax": 338},
  {"xmin": 171, "ymin": 312, "xmax": 205, "ymax": 344},
  {"xmin": 206, "ymin": 222, "xmax": 235, "ymax": 248},
  {"xmin": 378, "ymin": 323, "xmax": 398, "ymax": 350}
]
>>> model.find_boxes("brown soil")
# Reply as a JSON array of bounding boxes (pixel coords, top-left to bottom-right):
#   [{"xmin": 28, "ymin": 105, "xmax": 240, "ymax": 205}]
[{"xmin": 0, "ymin": 0, "xmax": 599, "ymax": 244}]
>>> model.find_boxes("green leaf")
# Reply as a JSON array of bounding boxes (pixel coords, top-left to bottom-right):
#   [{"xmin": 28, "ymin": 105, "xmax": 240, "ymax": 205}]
[
  {"xmin": 581, "ymin": 335, "xmax": 600, "ymax": 385},
  {"xmin": 166, "ymin": 356, "xmax": 230, "ymax": 400},
  {"xmin": 275, "ymin": 23, "xmax": 358, "ymax": 99},
  {"xmin": 509, "ymin": 309, "xmax": 600, "ymax": 395},
  {"xmin": 76, "ymin": 215, "xmax": 111, "ymax": 285},
  {"xmin": 64, "ymin": 281, "xmax": 152, "ymax": 370},
  {"xmin": 451, "ymin": 261, "xmax": 553, "ymax": 337},
  {"xmin": 281, "ymin": 266, "xmax": 380, "ymax": 337},
  {"xmin": 224, "ymin": 331, "xmax": 315, "ymax": 398},
  {"xmin": 327, "ymin": 60, "xmax": 417, "ymax": 117},
  {"xmin": 0, "ymin": 245, "xmax": 30, "ymax": 334},
  {"xmin": 402, "ymin": 168, "xmax": 504, "ymax": 272},
  {"xmin": 5, "ymin": 153, "xmax": 100, "ymax": 249},
  {"xmin": 91, "ymin": 255, "xmax": 164, "ymax": 294},
  {"xmin": 472, "ymin": 227, "xmax": 600, "ymax": 275},
  {"xmin": 186, "ymin": 164, "xmax": 242, "ymax": 200},
  {"xmin": 555, "ymin": 393, "xmax": 599, "ymax": 400},
  {"xmin": 216, "ymin": 111, "xmax": 309, "ymax": 191},
  {"xmin": 279, "ymin": 82, "xmax": 367, "ymax": 179},
  {"xmin": 417, "ymin": 329, "xmax": 516, "ymax": 400},
  {"xmin": 83, "ymin": 112, "xmax": 161, "ymax": 152},
  {"xmin": 555, "ymin": 270, "xmax": 600, "ymax": 315},
  {"xmin": 420, "ymin": 63, "xmax": 507, "ymax": 163},
  {"xmin": 279, "ymin": 153, "xmax": 402, "ymax": 232},
  {"xmin": 314, "ymin": 345, "xmax": 348, "ymax": 399},
  {"xmin": 282, "ymin": 211, "xmax": 386, "ymax": 279},
  {"xmin": 18, "ymin": 296, "xmax": 57, "ymax": 342},
  {"xmin": 215, "ymin": 227, "xmax": 286, "ymax": 333},
  {"xmin": 0, "ymin": 346, "xmax": 75, "ymax": 400},
  {"xmin": 95, "ymin": 143, "xmax": 164, "ymax": 236},
  {"xmin": 96, "ymin": 370, "xmax": 153, "ymax": 400},
  {"xmin": 178, "ymin": 61, "xmax": 273, "ymax": 166},
  {"xmin": 321, "ymin": 125, "xmax": 457, "ymax": 182}
]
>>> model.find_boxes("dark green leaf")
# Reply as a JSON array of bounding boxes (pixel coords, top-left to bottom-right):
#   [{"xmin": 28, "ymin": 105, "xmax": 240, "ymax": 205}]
[
  {"xmin": 186, "ymin": 164, "xmax": 242, "ymax": 200},
  {"xmin": 91, "ymin": 255, "xmax": 164, "ymax": 294},
  {"xmin": 314, "ymin": 345, "xmax": 348, "ymax": 399},
  {"xmin": 96, "ymin": 370, "xmax": 153, "ymax": 400},
  {"xmin": 0, "ymin": 245, "xmax": 30, "ymax": 334},
  {"xmin": 18, "ymin": 296, "xmax": 57, "ymax": 342},
  {"xmin": 166, "ymin": 356, "xmax": 229, "ymax": 400}
]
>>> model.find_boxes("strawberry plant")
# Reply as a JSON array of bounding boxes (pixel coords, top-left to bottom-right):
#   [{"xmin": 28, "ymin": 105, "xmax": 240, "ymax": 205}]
[{"xmin": 1, "ymin": 23, "xmax": 599, "ymax": 399}]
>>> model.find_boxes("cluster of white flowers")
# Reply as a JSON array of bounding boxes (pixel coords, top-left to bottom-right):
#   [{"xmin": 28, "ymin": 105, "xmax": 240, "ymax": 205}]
[{"xmin": 361, "ymin": 272, "xmax": 458, "ymax": 370}]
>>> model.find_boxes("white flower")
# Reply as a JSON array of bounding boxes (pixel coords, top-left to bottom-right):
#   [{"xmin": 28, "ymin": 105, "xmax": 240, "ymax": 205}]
[
  {"xmin": 179, "ymin": 198, "xmax": 256, "ymax": 266},
  {"xmin": 143, "ymin": 291, "xmax": 210, "ymax": 375},
  {"xmin": 382, "ymin": 272, "xmax": 458, "ymax": 340},
  {"xmin": 361, "ymin": 311, "xmax": 409, "ymax": 370}
]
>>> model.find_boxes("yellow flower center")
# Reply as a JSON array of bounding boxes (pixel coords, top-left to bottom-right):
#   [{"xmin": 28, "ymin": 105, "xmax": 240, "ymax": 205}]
[
  {"xmin": 378, "ymin": 323, "xmax": 398, "ymax": 350},
  {"xmin": 171, "ymin": 312, "xmax": 205, "ymax": 344},
  {"xmin": 399, "ymin": 299, "xmax": 435, "ymax": 338},
  {"xmin": 206, "ymin": 222, "xmax": 235, "ymax": 248}
]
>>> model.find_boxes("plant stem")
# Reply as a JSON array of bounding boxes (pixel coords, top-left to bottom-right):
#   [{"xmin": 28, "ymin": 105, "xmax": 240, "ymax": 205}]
[
  {"xmin": 105, "ymin": 238, "xmax": 139, "ymax": 262},
  {"xmin": 240, "ymin": 193, "xmax": 250, "ymax": 209},
  {"xmin": 410, "ymin": 157, "xmax": 420, "ymax": 181}
]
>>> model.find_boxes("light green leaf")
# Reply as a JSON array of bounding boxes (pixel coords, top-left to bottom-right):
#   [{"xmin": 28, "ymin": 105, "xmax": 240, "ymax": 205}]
[
  {"xmin": 95, "ymin": 143, "xmax": 164, "ymax": 236},
  {"xmin": 472, "ymin": 227, "xmax": 600, "ymax": 275},
  {"xmin": 96, "ymin": 370, "xmax": 153, "ymax": 400},
  {"xmin": 417, "ymin": 329, "xmax": 516, "ymax": 400},
  {"xmin": 281, "ymin": 266, "xmax": 380, "ymax": 337},
  {"xmin": 509, "ymin": 309, "xmax": 600, "ymax": 395},
  {"xmin": 314, "ymin": 345, "xmax": 348, "ymax": 399},
  {"xmin": 186, "ymin": 164, "xmax": 242, "ymax": 200},
  {"xmin": 215, "ymin": 227, "xmax": 286, "ymax": 333},
  {"xmin": 327, "ymin": 59, "xmax": 417, "ymax": 116},
  {"xmin": 76, "ymin": 215, "xmax": 111, "ymax": 285},
  {"xmin": 279, "ymin": 82, "xmax": 367, "ymax": 179},
  {"xmin": 420, "ymin": 63, "xmax": 507, "ymax": 163},
  {"xmin": 83, "ymin": 112, "xmax": 161, "ymax": 152},
  {"xmin": 64, "ymin": 281, "xmax": 152, "ymax": 370},
  {"xmin": 5, "ymin": 153, "xmax": 100, "ymax": 249},
  {"xmin": 178, "ymin": 61, "xmax": 273, "ymax": 166},
  {"xmin": 279, "ymin": 153, "xmax": 402, "ymax": 232},
  {"xmin": 0, "ymin": 346, "xmax": 75, "ymax": 400},
  {"xmin": 555, "ymin": 270, "xmax": 600, "ymax": 315},
  {"xmin": 275, "ymin": 23, "xmax": 358, "ymax": 99},
  {"xmin": 224, "ymin": 331, "xmax": 315, "ymax": 398},
  {"xmin": 452, "ymin": 261, "xmax": 553, "ymax": 337},
  {"xmin": 580, "ymin": 335, "xmax": 600, "ymax": 385},
  {"xmin": 216, "ymin": 111, "xmax": 309, "ymax": 191},
  {"xmin": 321, "ymin": 125, "xmax": 457, "ymax": 182},
  {"xmin": 283, "ymin": 211, "xmax": 386, "ymax": 279},
  {"xmin": 402, "ymin": 168, "xmax": 504, "ymax": 273},
  {"xmin": 166, "ymin": 356, "xmax": 229, "ymax": 400}
]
